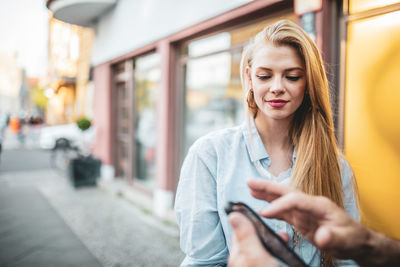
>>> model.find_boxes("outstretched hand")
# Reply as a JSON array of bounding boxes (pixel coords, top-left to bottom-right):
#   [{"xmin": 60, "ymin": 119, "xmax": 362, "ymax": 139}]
[{"xmin": 247, "ymin": 180, "xmax": 370, "ymax": 260}]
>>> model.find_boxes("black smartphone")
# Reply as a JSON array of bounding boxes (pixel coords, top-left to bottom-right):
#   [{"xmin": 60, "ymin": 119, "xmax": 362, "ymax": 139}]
[{"xmin": 225, "ymin": 201, "xmax": 308, "ymax": 267}]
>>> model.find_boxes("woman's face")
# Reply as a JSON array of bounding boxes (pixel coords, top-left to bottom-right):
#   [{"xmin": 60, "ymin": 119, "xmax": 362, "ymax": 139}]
[{"xmin": 246, "ymin": 42, "xmax": 306, "ymax": 123}]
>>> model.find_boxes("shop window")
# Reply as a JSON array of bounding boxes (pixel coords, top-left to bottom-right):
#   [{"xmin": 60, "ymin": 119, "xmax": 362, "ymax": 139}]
[
  {"xmin": 184, "ymin": 48, "xmax": 243, "ymax": 152},
  {"xmin": 134, "ymin": 53, "xmax": 160, "ymax": 188},
  {"xmin": 181, "ymin": 14, "xmax": 295, "ymax": 154}
]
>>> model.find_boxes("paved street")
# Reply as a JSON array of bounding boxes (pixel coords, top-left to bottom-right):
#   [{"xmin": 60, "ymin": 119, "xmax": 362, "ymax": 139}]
[
  {"xmin": 0, "ymin": 148, "xmax": 52, "ymax": 172},
  {"xmin": 0, "ymin": 147, "xmax": 184, "ymax": 267}
]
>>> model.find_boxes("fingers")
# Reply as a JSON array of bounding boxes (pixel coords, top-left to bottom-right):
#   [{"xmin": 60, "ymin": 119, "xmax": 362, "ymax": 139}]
[
  {"xmin": 259, "ymin": 192, "xmax": 327, "ymax": 221},
  {"xmin": 314, "ymin": 226, "xmax": 333, "ymax": 249},
  {"xmin": 230, "ymin": 232, "xmax": 241, "ymax": 262},
  {"xmin": 229, "ymin": 212, "xmax": 278, "ymax": 267},
  {"xmin": 229, "ymin": 212, "xmax": 261, "ymax": 248},
  {"xmin": 314, "ymin": 225, "xmax": 354, "ymax": 258},
  {"xmin": 247, "ymin": 180, "xmax": 293, "ymax": 202},
  {"xmin": 258, "ymin": 192, "xmax": 304, "ymax": 222},
  {"xmin": 228, "ymin": 212, "xmax": 263, "ymax": 267},
  {"xmin": 277, "ymin": 232, "xmax": 290, "ymax": 243},
  {"xmin": 315, "ymin": 222, "xmax": 364, "ymax": 254}
]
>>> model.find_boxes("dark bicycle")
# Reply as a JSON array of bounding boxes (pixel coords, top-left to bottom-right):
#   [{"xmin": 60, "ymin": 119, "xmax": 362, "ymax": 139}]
[
  {"xmin": 51, "ymin": 137, "xmax": 101, "ymax": 187},
  {"xmin": 50, "ymin": 137, "xmax": 81, "ymax": 173}
]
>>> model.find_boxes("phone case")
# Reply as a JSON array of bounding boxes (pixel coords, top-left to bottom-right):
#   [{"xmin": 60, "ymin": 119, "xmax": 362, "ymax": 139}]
[{"xmin": 225, "ymin": 201, "xmax": 308, "ymax": 267}]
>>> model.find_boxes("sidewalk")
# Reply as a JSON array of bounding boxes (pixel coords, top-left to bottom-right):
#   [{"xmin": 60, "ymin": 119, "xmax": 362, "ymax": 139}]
[
  {"xmin": 0, "ymin": 167, "xmax": 184, "ymax": 266},
  {"xmin": 0, "ymin": 184, "xmax": 102, "ymax": 267}
]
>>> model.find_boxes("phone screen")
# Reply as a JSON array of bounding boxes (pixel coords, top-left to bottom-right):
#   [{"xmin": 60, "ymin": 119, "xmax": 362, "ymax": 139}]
[{"xmin": 225, "ymin": 201, "xmax": 308, "ymax": 267}]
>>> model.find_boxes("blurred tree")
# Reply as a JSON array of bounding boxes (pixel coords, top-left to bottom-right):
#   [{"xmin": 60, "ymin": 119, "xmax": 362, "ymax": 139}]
[{"xmin": 31, "ymin": 85, "xmax": 47, "ymax": 110}]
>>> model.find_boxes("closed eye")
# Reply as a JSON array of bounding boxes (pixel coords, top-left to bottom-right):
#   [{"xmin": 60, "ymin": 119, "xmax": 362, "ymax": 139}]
[
  {"xmin": 286, "ymin": 76, "xmax": 301, "ymax": 81},
  {"xmin": 256, "ymin": 75, "xmax": 271, "ymax": 80}
]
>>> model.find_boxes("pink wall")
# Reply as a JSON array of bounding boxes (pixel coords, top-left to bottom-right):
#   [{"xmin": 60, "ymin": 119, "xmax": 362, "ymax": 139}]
[
  {"xmin": 156, "ymin": 40, "xmax": 177, "ymax": 191},
  {"xmin": 93, "ymin": 63, "xmax": 113, "ymax": 165}
]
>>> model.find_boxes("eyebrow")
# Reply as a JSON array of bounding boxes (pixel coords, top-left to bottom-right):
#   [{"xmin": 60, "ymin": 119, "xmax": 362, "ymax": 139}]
[{"xmin": 256, "ymin": 67, "xmax": 304, "ymax": 72}]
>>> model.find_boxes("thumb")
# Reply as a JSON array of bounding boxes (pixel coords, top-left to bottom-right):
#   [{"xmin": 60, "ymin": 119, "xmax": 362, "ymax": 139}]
[
  {"xmin": 315, "ymin": 226, "xmax": 333, "ymax": 249},
  {"xmin": 229, "ymin": 212, "xmax": 261, "ymax": 248},
  {"xmin": 315, "ymin": 225, "xmax": 355, "ymax": 251},
  {"xmin": 315, "ymin": 226, "xmax": 347, "ymax": 252}
]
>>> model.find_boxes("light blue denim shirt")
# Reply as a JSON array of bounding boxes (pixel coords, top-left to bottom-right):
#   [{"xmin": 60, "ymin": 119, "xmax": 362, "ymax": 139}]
[{"xmin": 175, "ymin": 119, "xmax": 359, "ymax": 267}]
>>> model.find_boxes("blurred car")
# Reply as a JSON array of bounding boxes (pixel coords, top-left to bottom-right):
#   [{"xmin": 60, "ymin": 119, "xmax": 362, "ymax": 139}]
[{"xmin": 39, "ymin": 123, "xmax": 95, "ymax": 150}]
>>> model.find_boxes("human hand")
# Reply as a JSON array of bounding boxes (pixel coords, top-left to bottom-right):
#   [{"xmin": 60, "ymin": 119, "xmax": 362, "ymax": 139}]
[
  {"xmin": 228, "ymin": 212, "xmax": 279, "ymax": 267},
  {"xmin": 247, "ymin": 180, "xmax": 370, "ymax": 260}
]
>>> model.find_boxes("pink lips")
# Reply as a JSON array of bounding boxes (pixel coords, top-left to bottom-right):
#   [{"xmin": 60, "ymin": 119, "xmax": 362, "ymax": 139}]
[{"xmin": 267, "ymin": 99, "xmax": 288, "ymax": 108}]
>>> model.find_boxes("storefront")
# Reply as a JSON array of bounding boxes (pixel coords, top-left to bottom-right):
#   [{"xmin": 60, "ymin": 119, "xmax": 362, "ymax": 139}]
[
  {"xmin": 111, "ymin": 52, "xmax": 160, "ymax": 190},
  {"xmin": 92, "ymin": 0, "xmax": 340, "ymax": 217},
  {"xmin": 44, "ymin": 16, "xmax": 94, "ymax": 125}
]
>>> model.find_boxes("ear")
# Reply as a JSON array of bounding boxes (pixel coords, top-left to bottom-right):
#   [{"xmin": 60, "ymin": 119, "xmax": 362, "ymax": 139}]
[{"xmin": 245, "ymin": 66, "xmax": 252, "ymax": 85}]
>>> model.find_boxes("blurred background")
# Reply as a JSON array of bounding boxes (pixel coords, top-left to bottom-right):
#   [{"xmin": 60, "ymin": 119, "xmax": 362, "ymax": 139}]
[{"xmin": 0, "ymin": 0, "xmax": 399, "ymax": 266}]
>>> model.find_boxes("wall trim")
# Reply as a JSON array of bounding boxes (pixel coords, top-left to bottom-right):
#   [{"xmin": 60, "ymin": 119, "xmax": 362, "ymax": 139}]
[{"xmin": 96, "ymin": 0, "xmax": 291, "ymax": 67}]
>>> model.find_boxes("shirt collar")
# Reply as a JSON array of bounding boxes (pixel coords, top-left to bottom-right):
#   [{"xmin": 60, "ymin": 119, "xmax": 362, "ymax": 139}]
[
  {"xmin": 241, "ymin": 116, "xmax": 269, "ymax": 162},
  {"xmin": 241, "ymin": 116, "xmax": 297, "ymax": 163}
]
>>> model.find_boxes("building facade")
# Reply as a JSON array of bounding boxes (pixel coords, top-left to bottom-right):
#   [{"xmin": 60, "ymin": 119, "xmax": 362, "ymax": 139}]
[
  {"xmin": 41, "ymin": 15, "xmax": 94, "ymax": 125},
  {"xmin": 47, "ymin": 0, "xmax": 400, "ymax": 239},
  {"xmin": 0, "ymin": 52, "xmax": 23, "ymax": 115},
  {"xmin": 90, "ymin": 0, "xmax": 322, "ymax": 219}
]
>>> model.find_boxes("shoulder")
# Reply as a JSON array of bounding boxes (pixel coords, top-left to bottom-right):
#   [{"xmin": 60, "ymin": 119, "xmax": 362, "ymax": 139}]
[
  {"xmin": 339, "ymin": 156, "xmax": 351, "ymax": 173},
  {"xmin": 180, "ymin": 125, "xmax": 243, "ymax": 180},
  {"xmin": 189, "ymin": 125, "xmax": 243, "ymax": 157},
  {"xmin": 339, "ymin": 155, "xmax": 353, "ymax": 177},
  {"xmin": 338, "ymin": 155, "xmax": 359, "ymax": 220},
  {"xmin": 338, "ymin": 155, "xmax": 355, "ymax": 189}
]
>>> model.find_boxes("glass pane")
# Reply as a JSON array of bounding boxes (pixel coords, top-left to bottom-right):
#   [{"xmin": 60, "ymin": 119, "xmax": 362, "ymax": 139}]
[
  {"xmin": 182, "ymin": 13, "xmax": 295, "ymax": 154},
  {"xmin": 134, "ymin": 53, "xmax": 160, "ymax": 187},
  {"xmin": 184, "ymin": 50, "xmax": 244, "ymax": 152},
  {"xmin": 188, "ymin": 32, "xmax": 231, "ymax": 57}
]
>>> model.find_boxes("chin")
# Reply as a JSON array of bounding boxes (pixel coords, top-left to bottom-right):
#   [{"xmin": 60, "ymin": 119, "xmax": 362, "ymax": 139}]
[
  {"xmin": 261, "ymin": 112, "xmax": 292, "ymax": 121},
  {"xmin": 255, "ymin": 105, "xmax": 297, "ymax": 121}
]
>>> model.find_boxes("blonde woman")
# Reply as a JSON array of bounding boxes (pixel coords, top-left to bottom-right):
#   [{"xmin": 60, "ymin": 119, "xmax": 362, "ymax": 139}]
[{"xmin": 175, "ymin": 20, "xmax": 358, "ymax": 267}]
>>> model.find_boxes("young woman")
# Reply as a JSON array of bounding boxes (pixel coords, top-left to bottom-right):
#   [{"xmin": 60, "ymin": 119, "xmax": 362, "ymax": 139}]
[{"xmin": 175, "ymin": 20, "xmax": 359, "ymax": 267}]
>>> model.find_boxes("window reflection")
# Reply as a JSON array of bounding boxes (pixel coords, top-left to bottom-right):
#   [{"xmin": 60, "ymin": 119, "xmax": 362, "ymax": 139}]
[
  {"xmin": 184, "ymin": 49, "xmax": 244, "ymax": 152},
  {"xmin": 187, "ymin": 32, "xmax": 231, "ymax": 57},
  {"xmin": 182, "ymin": 14, "xmax": 295, "ymax": 154},
  {"xmin": 134, "ymin": 53, "xmax": 160, "ymax": 187}
]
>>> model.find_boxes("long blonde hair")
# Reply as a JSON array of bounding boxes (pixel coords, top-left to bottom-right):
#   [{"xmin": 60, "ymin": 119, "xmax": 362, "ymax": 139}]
[{"xmin": 240, "ymin": 20, "xmax": 352, "ymax": 266}]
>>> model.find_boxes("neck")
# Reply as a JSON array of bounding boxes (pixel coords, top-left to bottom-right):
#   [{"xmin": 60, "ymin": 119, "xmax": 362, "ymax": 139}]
[{"xmin": 254, "ymin": 114, "xmax": 292, "ymax": 150}]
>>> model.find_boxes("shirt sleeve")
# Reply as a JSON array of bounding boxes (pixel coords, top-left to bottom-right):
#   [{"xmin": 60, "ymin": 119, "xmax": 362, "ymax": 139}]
[
  {"xmin": 174, "ymin": 142, "xmax": 228, "ymax": 267},
  {"xmin": 336, "ymin": 158, "xmax": 360, "ymax": 267},
  {"xmin": 340, "ymin": 158, "xmax": 360, "ymax": 221}
]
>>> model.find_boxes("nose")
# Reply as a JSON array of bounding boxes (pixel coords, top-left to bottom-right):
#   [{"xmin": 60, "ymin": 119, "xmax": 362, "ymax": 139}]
[{"xmin": 270, "ymin": 76, "xmax": 284, "ymax": 95}]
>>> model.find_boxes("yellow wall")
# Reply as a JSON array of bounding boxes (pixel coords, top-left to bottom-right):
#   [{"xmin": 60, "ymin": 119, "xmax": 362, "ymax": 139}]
[{"xmin": 345, "ymin": 9, "xmax": 400, "ymax": 238}]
